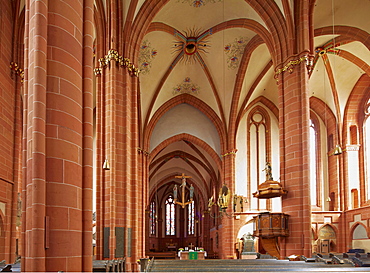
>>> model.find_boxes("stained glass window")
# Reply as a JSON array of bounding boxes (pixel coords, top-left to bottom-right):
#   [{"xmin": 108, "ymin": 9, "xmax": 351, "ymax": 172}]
[
  {"xmin": 150, "ymin": 201, "xmax": 156, "ymax": 235},
  {"xmin": 188, "ymin": 200, "xmax": 195, "ymax": 235},
  {"xmin": 165, "ymin": 195, "xmax": 175, "ymax": 235}
]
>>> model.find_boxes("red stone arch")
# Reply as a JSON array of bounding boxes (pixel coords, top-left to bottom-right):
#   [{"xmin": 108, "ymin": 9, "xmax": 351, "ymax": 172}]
[
  {"xmin": 127, "ymin": 0, "xmax": 280, "ymax": 64},
  {"xmin": 318, "ymin": 224, "xmax": 338, "ymax": 253},
  {"xmin": 235, "ymin": 96, "xmax": 278, "ymax": 154},
  {"xmin": 149, "ymin": 133, "xmax": 222, "ymax": 172},
  {"xmin": 342, "ymin": 75, "xmax": 370, "ymax": 205},
  {"xmin": 314, "ymin": 26, "xmax": 370, "ymax": 51},
  {"xmin": 93, "ymin": 0, "xmax": 108, "ymax": 57},
  {"xmin": 350, "ymin": 222, "xmax": 369, "ymax": 240},
  {"xmin": 148, "ymin": 172, "xmax": 209, "ymax": 209},
  {"xmin": 318, "ymin": 223, "xmax": 339, "ymax": 239},
  {"xmin": 310, "ymin": 110, "xmax": 323, "ymax": 208},
  {"xmin": 310, "ymin": 97, "xmax": 337, "ymax": 143},
  {"xmin": 144, "ymin": 94, "xmax": 226, "ymax": 154}
]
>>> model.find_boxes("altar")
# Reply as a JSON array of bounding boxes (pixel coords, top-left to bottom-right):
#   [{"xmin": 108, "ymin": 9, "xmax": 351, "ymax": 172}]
[{"xmin": 178, "ymin": 250, "xmax": 207, "ymax": 260}]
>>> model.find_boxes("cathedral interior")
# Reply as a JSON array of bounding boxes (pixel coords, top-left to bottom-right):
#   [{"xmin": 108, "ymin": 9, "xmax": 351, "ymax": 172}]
[{"xmin": 0, "ymin": 0, "xmax": 370, "ymax": 272}]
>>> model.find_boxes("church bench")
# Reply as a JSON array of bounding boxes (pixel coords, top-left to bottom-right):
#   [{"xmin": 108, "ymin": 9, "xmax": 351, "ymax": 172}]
[
  {"xmin": 93, "ymin": 259, "xmax": 125, "ymax": 272},
  {"xmin": 146, "ymin": 252, "xmax": 177, "ymax": 259},
  {"xmin": 0, "ymin": 265, "xmax": 12, "ymax": 272},
  {"xmin": 353, "ymin": 257, "xmax": 370, "ymax": 267}
]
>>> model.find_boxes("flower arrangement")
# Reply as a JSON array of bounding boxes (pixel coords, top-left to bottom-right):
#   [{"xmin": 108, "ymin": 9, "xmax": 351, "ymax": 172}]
[{"xmin": 178, "ymin": 248, "xmax": 184, "ymax": 251}]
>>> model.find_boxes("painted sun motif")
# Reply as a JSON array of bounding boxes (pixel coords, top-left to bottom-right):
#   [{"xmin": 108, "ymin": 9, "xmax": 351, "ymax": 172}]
[
  {"xmin": 178, "ymin": 0, "xmax": 222, "ymax": 7},
  {"xmin": 173, "ymin": 77, "xmax": 200, "ymax": 96},
  {"xmin": 138, "ymin": 40, "xmax": 158, "ymax": 75},
  {"xmin": 172, "ymin": 28, "xmax": 212, "ymax": 64},
  {"xmin": 224, "ymin": 37, "xmax": 249, "ymax": 69}
]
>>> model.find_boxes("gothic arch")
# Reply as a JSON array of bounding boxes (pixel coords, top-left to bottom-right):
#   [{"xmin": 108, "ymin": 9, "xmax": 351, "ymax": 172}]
[
  {"xmin": 310, "ymin": 110, "xmax": 323, "ymax": 208},
  {"xmin": 318, "ymin": 223, "xmax": 338, "ymax": 239},
  {"xmin": 149, "ymin": 172, "xmax": 208, "ymax": 211},
  {"xmin": 318, "ymin": 224, "xmax": 338, "ymax": 252},
  {"xmin": 350, "ymin": 222, "xmax": 369, "ymax": 240},
  {"xmin": 149, "ymin": 133, "xmax": 222, "ymax": 172},
  {"xmin": 314, "ymin": 26, "xmax": 370, "ymax": 51},
  {"xmin": 144, "ymin": 94, "xmax": 226, "ymax": 154}
]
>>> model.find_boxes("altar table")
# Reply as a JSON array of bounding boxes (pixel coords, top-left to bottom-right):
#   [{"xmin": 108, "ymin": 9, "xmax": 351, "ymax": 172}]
[{"xmin": 178, "ymin": 251, "xmax": 207, "ymax": 260}]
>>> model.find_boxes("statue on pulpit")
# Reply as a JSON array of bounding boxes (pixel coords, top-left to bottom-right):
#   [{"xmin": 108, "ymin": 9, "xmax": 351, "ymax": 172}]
[{"xmin": 263, "ymin": 162, "xmax": 273, "ymax": 181}]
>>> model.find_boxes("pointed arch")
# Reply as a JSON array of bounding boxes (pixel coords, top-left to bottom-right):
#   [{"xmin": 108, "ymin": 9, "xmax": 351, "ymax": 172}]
[{"xmin": 144, "ymin": 94, "xmax": 226, "ymax": 154}]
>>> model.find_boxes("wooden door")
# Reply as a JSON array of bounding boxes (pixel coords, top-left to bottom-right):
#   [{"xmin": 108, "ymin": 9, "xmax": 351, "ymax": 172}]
[{"xmin": 321, "ymin": 239, "xmax": 330, "ymax": 253}]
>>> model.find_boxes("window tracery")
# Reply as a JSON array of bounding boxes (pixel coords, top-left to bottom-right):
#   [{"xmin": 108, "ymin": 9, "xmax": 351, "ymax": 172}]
[
  {"xmin": 165, "ymin": 195, "xmax": 176, "ymax": 235},
  {"xmin": 150, "ymin": 201, "xmax": 156, "ymax": 235},
  {"xmin": 188, "ymin": 200, "xmax": 195, "ymax": 235}
]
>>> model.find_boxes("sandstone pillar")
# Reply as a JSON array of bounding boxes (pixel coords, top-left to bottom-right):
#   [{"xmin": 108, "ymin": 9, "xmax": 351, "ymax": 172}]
[
  {"xmin": 278, "ymin": 55, "xmax": 312, "ymax": 258},
  {"xmin": 219, "ymin": 152, "xmax": 236, "ymax": 259},
  {"xmin": 22, "ymin": 0, "xmax": 93, "ymax": 271}
]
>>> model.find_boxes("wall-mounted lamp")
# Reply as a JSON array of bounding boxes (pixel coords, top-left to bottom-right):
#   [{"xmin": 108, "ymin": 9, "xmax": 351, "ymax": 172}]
[
  {"xmin": 102, "ymin": 158, "xmax": 110, "ymax": 170},
  {"xmin": 208, "ymin": 184, "xmax": 232, "ymax": 218}
]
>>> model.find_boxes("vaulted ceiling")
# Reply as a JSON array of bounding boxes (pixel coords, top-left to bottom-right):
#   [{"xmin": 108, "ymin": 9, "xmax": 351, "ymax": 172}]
[{"xmin": 98, "ymin": 0, "xmax": 370, "ymax": 204}]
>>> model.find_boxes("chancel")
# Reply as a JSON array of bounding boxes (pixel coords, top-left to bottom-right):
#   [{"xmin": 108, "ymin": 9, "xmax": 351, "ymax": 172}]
[{"xmin": 0, "ymin": 0, "xmax": 370, "ymax": 272}]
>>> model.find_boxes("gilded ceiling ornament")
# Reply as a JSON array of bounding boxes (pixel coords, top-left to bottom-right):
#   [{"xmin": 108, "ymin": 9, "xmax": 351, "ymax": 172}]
[
  {"xmin": 177, "ymin": 0, "xmax": 222, "ymax": 7},
  {"xmin": 274, "ymin": 55, "xmax": 311, "ymax": 81},
  {"xmin": 173, "ymin": 77, "xmax": 200, "ymax": 95},
  {"xmin": 221, "ymin": 149, "xmax": 237, "ymax": 157},
  {"xmin": 94, "ymin": 49, "xmax": 140, "ymax": 77},
  {"xmin": 224, "ymin": 37, "xmax": 249, "ymax": 69},
  {"xmin": 10, "ymin": 62, "xmax": 24, "ymax": 82},
  {"xmin": 138, "ymin": 40, "xmax": 158, "ymax": 75}
]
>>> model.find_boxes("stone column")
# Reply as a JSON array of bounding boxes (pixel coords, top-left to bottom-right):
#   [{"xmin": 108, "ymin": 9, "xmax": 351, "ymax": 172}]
[
  {"xmin": 23, "ymin": 0, "xmax": 93, "ymax": 271},
  {"xmin": 278, "ymin": 55, "xmax": 312, "ymax": 258},
  {"xmin": 220, "ymin": 151, "xmax": 236, "ymax": 259},
  {"xmin": 95, "ymin": 51, "xmax": 141, "ymax": 270}
]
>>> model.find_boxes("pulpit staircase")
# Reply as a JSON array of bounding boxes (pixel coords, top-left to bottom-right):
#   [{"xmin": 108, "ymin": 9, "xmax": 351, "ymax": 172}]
[
  {"xmin": 148, "ymin": 258, "xmax": 364, "ymax": 272},
  {"xmin": 260, "ymin": 237, "xmax": 280, "ymax": 259}
]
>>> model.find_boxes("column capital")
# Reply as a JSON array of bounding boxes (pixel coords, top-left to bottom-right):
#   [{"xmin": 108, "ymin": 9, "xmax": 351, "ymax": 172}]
[
  {"xmin": 221, "ymin": 149, "xmax": 237, "ymax": 158},
  {"xmin": 274, "ymin": 51, "xmax": 314, "ymax": 82},
  {"xmin": 94, "ymin": 49, "xmax": 140, "ymax": 77}
]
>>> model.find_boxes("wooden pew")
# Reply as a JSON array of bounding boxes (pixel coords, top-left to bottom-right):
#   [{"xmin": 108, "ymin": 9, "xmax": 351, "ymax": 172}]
[
  {"xmin": 146, "ymin": 252, "xmax": 177, "ymax": 259},
  {"xmin": 93, "ymin": 259, "xmax": 126, "ymax": 272}
]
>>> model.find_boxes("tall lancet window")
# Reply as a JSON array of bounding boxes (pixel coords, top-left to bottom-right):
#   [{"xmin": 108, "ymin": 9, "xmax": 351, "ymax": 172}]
[
  {"xmin": 310, "ymin": 119, "xmax": 318, "ymax": 205},
  {"xmin": 248, "ymin": 108, "xmax": 270, "ymax": 210},
  {"xmin": 150, "ymin": 201, "xmax": 156, "ymax": 235},
  {"xmin": 188, "ymin": 200, "xmax": 195, "ymax": 235},
  {"xmin": 165, "ymin": 195, "xmax": 176, "ymax": 235},
  {"xmin": 365, "ymin": 102, "xmax": 370, "ymax": 199}
]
